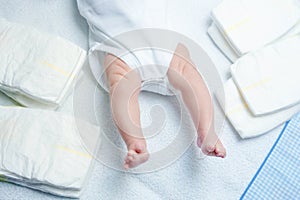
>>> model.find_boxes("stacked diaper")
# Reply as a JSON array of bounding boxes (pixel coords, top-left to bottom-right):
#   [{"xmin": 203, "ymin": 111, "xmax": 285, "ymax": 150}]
[
  {"xmin": 210, "ymin": 0, "xmax": 300, "ymax": 138},
  {"xmin": 0, "ymin": 17, "xmax": 96, "ymax": 198},
  {"xmin": 0, "ymin": 17, "xmax": 87, "ymax": 109},
  {"xmin": 0, "ymin": 106, "xmax": 99, "ymax": 198},
  {"xmin": 208, "ymin": 0, "xmax": 300, "ymax": 62}
]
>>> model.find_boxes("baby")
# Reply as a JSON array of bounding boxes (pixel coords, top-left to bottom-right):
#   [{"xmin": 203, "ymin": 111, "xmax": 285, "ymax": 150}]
[{"xmin": 77, "ymin": 0, "xmax": 226, "ymax": 169}]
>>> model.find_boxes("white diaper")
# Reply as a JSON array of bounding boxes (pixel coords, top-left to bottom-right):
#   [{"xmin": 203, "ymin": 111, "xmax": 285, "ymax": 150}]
[
  {"xmin": 0, "ymin": 17, "xmax": 86, "ymax": 109},
  {"xmin": 207, "ymin": 23, "xmax": 238, "ymax": 62},
  {"xmin": 211, "ymin": 0, "xmax": 300, "ymax": 56},
  {"xmin": 88, "ymin": 41, "xmax": 175, "ymax": 95},
  {"xmin": 208, "ymin": 21, "xmax": 300, "ymax": 62},
  {"xmin": 231, "ymin": 34, "xmax": 300, "ymax": 115},
  {"xmin": 216, "ymin": 79, "xmax": 300, "ymax": 138},
  {"xmin": 0, "ymin": 106, "xmax": 99, "ymax": 198}
]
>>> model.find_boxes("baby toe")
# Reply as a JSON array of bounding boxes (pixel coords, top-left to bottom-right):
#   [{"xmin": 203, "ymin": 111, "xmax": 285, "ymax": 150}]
[
  {"xmin": 215, "ymin": 141, "xmax": 226, "ymax": 158},
  {"xmin": 124, "ymin": 164, "xmax": 129, "ymax": 170},
  {"xmin": 127, "ymin": 149, "xmax": 136, "ymax": 156},
  {"xmin": 201, "ymin": 143, "xmax": 215, "ymax": 154}
]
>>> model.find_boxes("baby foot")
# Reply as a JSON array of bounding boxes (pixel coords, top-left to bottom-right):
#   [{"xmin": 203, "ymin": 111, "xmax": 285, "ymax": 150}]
[
  {"xmin": 197, "ymin": 130, "xmax": 226, "ymax": 158},
  {"xmin": 124, "ymin": 141, "xmax": 149, "ymax": 169}
]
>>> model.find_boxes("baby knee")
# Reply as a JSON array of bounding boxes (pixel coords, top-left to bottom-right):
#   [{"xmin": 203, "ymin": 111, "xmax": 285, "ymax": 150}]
[
  {"xmin": 167, "ymin": 43, "xmax": 195, "ymax": 90},
  {"xmin": 167, "ymin": 60, "xmax": 189, "ymax": 90}
]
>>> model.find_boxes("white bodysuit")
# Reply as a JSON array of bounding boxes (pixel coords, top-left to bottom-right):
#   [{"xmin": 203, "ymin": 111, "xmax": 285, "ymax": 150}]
[{"xmin": 77, "ymin": 0, "xmax": 201, "ymax": 95}]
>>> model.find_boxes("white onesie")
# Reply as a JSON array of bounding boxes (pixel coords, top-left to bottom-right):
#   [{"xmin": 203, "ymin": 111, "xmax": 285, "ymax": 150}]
[{"xmin": 77, "ymin": 0, "xmax": 201, "ymax": 95}]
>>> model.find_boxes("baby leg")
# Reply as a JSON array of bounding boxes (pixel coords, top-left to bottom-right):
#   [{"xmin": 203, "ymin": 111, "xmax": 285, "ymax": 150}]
[
  {"xmin": 104, "ymin": 54, "xmax": 149, "ymax": 169},
  {"xmin": 167, "ymin": 44, "xmax": 226, "ymax": 158}
]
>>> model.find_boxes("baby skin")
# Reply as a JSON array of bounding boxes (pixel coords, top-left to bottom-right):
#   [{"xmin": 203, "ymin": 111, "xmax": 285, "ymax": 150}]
[{"xmin": 105, "ymin": 44, "xmax": 226, "ymax": 169}]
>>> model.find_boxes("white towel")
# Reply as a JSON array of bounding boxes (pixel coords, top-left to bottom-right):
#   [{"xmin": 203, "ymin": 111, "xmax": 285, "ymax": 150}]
[
  {"xmin": 211, "ymin": 0, "xmax": 300, "ymax": 56},
  {"xmin": 216, "ymin": 79, "xmax": 300, "ymax": 138},
  {"xmin": 0, "ymin": 17, "xmax": 87, "ymax": 109},
  {"xmin": 0, "ymin": 106, "xmax": 100, "ymax": 198},
  {"xmin": 231, "ymin": 33, "xmax": 300, "ymax": 115}
]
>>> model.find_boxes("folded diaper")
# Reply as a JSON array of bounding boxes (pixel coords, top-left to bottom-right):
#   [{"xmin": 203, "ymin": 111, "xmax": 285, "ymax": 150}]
[
  {"xmin": 0, "ymin": 106, "xmax": 99, "ymax": 198},
  {"xmin": 207, "ymin": 23, "xmax": 238, "ymax": 62},
  {"xmin": 211, "ymin": 0, "xmax": 300, "ymax": 56},
  {"xmin": 231, "ymin": 34, "xmax": 300, "ymax": 115},
  {"xmin": 0, "ymin": 17, "xmax": 87, "ymax": 109},
  {"xmin": 0, "ymin": 91, "xmax": 19, "ymax": 106},
  {"xmin": 216, "ymin": 79, "xmax": 300, "ymax": 138},
  {"xmin": 208, "ymin": 21, "xmax": 300, "ymax": 62}
]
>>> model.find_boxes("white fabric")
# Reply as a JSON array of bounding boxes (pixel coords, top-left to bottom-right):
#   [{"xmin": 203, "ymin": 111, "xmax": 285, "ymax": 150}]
[
  {"xmin": 207, "ymin": 23, "xmax": 238, "ymax": 62},
  {"xmin": 88, "ymin": 43, "xmax": 174, "ymax": 95},
  {"xmin": 216, "ymin": 79, "xmax": 300, "ymax": 138},
  {"xmin": 0, "ymin": 91, "xmax": 19, "ymax": 106},
  {"xmin": 0, "ymin": 17, "xmax": 87, "ymax": 109},
  {"xmin": 0, "ymin": 106, "xmax": 99, "ymax": 198},
  {"xmin": 282, "ymin": 21, "xmax": 300, "ymax": 40},
  {"xmin": 231, "ymin": 34, "xmax": 300, "ymax": 115},
  {"xmin": 211, "ymin": 0, "xmax": 300, "ymax": 56},
  {"xmin": 77, "ymin": 0, "xmax": 188, "ymax": 95}
]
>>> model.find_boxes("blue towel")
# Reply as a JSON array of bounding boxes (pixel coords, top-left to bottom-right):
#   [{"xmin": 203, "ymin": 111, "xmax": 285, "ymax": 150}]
[{"xmin": 241, "ymin": 113, "xmax": 300, "ymax": 199}]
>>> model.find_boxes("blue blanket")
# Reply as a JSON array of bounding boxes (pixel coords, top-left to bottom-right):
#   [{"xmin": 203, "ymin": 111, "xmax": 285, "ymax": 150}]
[{"xmin": 241, "ymin": 113, "xmax": 300, "ymax": 199}]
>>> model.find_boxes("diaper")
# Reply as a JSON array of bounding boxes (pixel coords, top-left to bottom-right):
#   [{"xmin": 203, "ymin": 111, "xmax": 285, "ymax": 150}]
[
  {"xmin": 207, "ymin": 23, "xmax": 238, "ymax": 62},
  {"xmin": 211, "ymin": 0, "xmax": 300, "ymax": 56},
  {"xmin": 208, "ymin": 21, "xmax": 300, "ymax": 62},
  {"xmin": 89, "ymin": 40, "xmax": 175, "ymax": 95},
  {"xmin": 0, "ymin": 106, "xmax": 99, "ymax": 198},
  {"xmin": 231, "ymin": 33, "xmax": 300, "ymax": 115},
  {"xmin": 0, "ymin": 17, "xmax": 86, "ymax": 109},
  {"xmin": 216, "ymin": 79, "xmax": 300, "ymax": 138}
]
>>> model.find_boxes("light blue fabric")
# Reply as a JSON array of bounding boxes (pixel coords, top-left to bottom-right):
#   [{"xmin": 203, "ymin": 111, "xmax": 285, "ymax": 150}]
[{"xmin": 241, "ymin": 112, "xmax": 300, "ymax": 199}]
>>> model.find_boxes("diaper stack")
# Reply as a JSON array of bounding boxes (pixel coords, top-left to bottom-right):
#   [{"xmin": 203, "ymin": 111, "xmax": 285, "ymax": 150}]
[
  {"xmin": 0, "ymin": 17, "xmax": 96, "ymax": 198},
  {"xmin": 0, "ymin": 17, "xmax": 86, "ymax": 110},
  {"xmin": 209, "ymin": 0, "xmax": 300, "ymax": 138}
]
